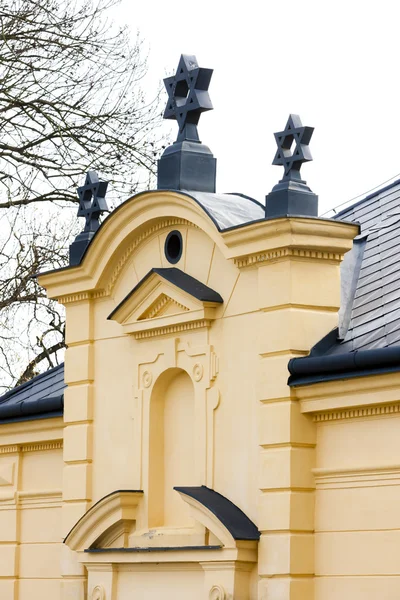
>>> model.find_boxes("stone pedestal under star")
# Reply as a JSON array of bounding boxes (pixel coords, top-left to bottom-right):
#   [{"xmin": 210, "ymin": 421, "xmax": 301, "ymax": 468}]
[{"xmin": 157, "ymin": 55, "xmax": 216, "ymax": 193}]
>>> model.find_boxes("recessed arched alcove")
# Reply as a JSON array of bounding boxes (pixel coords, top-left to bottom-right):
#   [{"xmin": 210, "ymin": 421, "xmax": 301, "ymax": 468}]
[{"xmin": 148, "ymin": 367, "xmax": 198, "ymax": 528}]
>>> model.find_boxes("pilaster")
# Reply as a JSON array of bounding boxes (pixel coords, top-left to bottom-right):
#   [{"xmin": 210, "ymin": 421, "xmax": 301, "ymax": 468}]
[
  {"xmin": 0, "ymin": 446, "xmax": 20, "ymax": 600},
  {"xmin": 226, "ymin": 216, "xmax": 357, "ymax": 600},
  {"xmin": 61, "ymin": 296, "xmax": 95, "ymax": 600}
]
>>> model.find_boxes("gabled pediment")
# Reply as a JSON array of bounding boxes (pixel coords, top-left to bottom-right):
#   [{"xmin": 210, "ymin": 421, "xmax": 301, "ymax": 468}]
[
  {"xmin": 138, "ymin": 292, "xmax": 190, "ymax": 320},
  {"xmin": 108, "ymin": 268, "xmax": 223, "ymax": 338}
]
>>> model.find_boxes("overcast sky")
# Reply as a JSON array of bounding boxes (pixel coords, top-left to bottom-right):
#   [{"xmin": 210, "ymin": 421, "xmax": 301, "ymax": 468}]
[{"xmin": 120, "ymin": 0, "xmax": 399, "ymax": 215}]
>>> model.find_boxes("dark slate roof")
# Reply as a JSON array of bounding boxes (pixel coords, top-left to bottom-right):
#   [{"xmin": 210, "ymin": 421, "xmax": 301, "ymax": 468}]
[
  {"xmin": 0, "ymin": 363, "xmax": 65, "ymax": 423},
  {"xmin": 289, "ymin": 178, "xmax": 400, "ymax": 385},
  {"xmin": 108, "ymin": 267, "xmax": 223, "ymax": 321},
  {"xmin": 174, "ymin": 485, "xmax": 260, "ymax": 541},
  {"xmin": 333, "ymin": 178, "xmax": 400, "ymax": 353}
]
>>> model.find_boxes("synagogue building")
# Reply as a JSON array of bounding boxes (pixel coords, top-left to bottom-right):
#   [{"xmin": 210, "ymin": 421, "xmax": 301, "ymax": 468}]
[{"xmin": 0, "ymin": 55, "xmax": 399, "ymax": 600}]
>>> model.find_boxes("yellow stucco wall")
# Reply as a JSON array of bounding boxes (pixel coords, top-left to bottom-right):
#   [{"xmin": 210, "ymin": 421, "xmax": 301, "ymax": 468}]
[
  {"xmin": 8, "ymin": 188, "xmax": 400, "ymax": 599},
  {"xmin": 0, "ymin": 419, "xmax": 63, "ymax": 599}
]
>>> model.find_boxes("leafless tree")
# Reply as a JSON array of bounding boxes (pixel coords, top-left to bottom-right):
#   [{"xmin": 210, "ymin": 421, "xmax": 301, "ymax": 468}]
[
  {"xmin": 0, "ymin": 0, "xmax": 164, "ymax": 390},
  {"xmin": 0, "ymin": 204, "xmax": 76, "ymax": 389}
]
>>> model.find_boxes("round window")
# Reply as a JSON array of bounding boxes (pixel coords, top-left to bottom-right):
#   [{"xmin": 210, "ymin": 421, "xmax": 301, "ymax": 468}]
[{"xmin": 165, "ymin": 230, "xmax": 183, "ymax": 264}]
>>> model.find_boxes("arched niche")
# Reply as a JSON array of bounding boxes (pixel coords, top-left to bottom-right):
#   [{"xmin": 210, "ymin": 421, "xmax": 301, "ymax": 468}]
[{"xmin": 148, "ymin": 368, "xmax": 199, "ymax": 528}]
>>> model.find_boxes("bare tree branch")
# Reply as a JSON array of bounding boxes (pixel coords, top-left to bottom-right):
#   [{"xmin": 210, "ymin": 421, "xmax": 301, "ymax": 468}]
[{"xmin": 0, "ymin": 0, "xmax": 166, "ymax": 390}]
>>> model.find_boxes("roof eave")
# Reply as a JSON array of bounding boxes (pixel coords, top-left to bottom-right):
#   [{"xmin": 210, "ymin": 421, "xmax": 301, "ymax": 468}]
[{"xmin": 288, "ymin": 345, "xmax": 400, "ymax": 387}]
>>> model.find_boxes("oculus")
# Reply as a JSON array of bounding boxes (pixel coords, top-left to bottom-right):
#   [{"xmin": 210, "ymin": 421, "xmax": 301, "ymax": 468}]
[{"xmin": 165, "ymin": 230, "xmax": 183, "ymax": 264}]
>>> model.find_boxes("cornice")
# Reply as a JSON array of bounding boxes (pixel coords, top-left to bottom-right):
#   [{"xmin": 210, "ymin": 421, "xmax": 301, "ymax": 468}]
[
  {"xmin": 223, "ymin": 217, "xmax": 358, "ymax": 247},
  {"xmin": 312, "ymin": 402, "xmax": 400, "ymax": 422},
  {"xmin": 296, "ymin": 370, "xmax": 400, "ymax": 420},
  {"xmin": 58, "ymin": 291, "xmax": 94, "ymax": 304},
  {"xmin": 222, "ymin": 218, "xmax": 358, "ymax": 272},
  {"xmin": 134, "ymin": 319, "xmax": 211, "ymax": 340},
  {"xmin": 0, "ymin": 441, "xmax": 62, "ymax": 454},
  {"xmin": 22, "ymin": 441, "xmax": 63, "ymax": 452},
  {"xmin": 313, "ymin": 464, "xmax": 400, "ymax": 489},
  {"xmin": 0, "ymin": 445, "xmax": 19, "ymax": 454},
  {"xmin": 234, "ymin": 247, "xmax": 344, "ymax": 268},
  {"xmin": 18, "ymin": 489, "xmax": 62, "ymax": 507}
]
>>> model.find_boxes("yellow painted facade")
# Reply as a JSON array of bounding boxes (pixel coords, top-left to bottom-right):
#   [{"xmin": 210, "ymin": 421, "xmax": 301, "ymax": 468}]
[{"xmin": 3, "ymin": 188, "xmax": 400, "ymax": 599}]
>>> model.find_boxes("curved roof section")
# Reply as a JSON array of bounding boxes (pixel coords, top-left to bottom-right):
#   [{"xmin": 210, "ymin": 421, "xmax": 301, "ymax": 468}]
[
  {"xmin": 184, "ymin": 191, "xmax": 265, "ymax": 230},
  {"xmin": 0, "ymin": 363, "xmax": 64, "ymax": 423},
  {"xmin": 174, "ymin": 485, "xmax": 260, "ymax": 541}
]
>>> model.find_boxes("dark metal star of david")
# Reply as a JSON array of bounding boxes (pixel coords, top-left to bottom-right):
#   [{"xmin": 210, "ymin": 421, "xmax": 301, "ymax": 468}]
[
  {"xmin": 77, "ymin": 171, "xmax": 109, "ymax": 233},
  {"xmin": 163, "ymin": 54, "xmax": 213, "ymax": 143},
  {"xmin": 272, "ymin": 114, "xmax": 314, "ymax": 181}
]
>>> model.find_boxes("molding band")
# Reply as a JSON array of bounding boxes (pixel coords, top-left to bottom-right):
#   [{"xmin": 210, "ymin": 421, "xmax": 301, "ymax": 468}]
[
  {"xmin": 134, "ymin": 320, "xmax": 211, "ymax": 340},
  {"xmin": 313, "ymin": 403, "xmax": 400, "ymax": 422},
  {"xmin": 0, "ymin": 441, "xmax": 63, "ymax": 454},
  {"xmin": 235, "ymin": 247, "xmax": 344, "ymax": 268}
]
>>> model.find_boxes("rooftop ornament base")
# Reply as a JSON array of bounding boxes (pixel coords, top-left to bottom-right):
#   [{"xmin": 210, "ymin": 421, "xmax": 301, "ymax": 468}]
[
  {"xmin": 265, "ymin": 114, "xmax": 318, "ymax": 218},
  {"xmin": 157, "ymin": 55, "xmax": 216, "ymax": 192},
  {"xmin": 69, "ymin": 171, "xmax": 110, "ymax": 266}
]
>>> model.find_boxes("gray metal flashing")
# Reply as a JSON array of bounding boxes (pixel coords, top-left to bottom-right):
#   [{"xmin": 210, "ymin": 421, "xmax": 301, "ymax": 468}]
[
  {"xmin": 85, "ymin": 545, "xmax": 222, "ymax": 553},
  {"xmin": 338, "ymin": 236, "xmax": 367, "ymax": 340}
]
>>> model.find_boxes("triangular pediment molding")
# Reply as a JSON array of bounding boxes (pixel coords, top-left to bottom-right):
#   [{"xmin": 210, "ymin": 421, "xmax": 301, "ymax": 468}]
[
  {"xmin": 108, "ymin": 268, "xmax": 223, "ymax": 339},
  {"xmin": 138, "ymin": 293, "xmax": 190, "ymax": 320}
]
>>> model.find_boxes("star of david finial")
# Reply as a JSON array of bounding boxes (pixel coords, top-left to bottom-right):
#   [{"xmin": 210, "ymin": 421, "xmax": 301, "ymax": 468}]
[
  {"xmin": 272, "ymin": 114, "xmax": 314, "ymax": 182},
  {"xmin": 163, "ymin": 54, "xmax": 213, "ymax": 143},
  {"xmin": 77, "ymin": 171, "xmax": 109, "ymax": 233}
]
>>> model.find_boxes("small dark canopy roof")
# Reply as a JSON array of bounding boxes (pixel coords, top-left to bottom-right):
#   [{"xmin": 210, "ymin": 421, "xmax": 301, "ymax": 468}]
[
  {"xmin": 289, "ymin": 178, "xmax": 400, "ymax": 385},
  {"xmin": 108, "ymin": 267, "xmax": 223, "ymax": 321},
  {"xmin": 174, "ymin": 485, "xmax": 260, "ymax": 541},
  {"xmin": 0, "ymin": 363, "xmax": 65, "ymax": 423},
  {"xmin": 151, "ymin": 268, "xmax": 223, "ymax": 303}
]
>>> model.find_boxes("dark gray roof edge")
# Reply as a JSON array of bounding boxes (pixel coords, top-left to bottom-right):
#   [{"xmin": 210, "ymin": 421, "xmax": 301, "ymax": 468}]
[
  {"xmin": 288, "ymin": 345, "xmax": 400, "ymax": 387},
  {"xmin": 334, "ymin": 177, "xmax": 400, "ymax": 219},
  {"xmin": 0, "ymin": 362, "xmax": 64, "ymax": 404},
  {"xmin": 174, "ymin": 485, "xmax": 260, "ymax": 541},
  {"xmin": 108, "ymin": 267, "xmax": 223, "ymax": 321},
  {"xmin": 0, "ymin": 410, "xmax": 63, "ymax": 425},
  {"xmin": 0, "ymin": 395, "xmax": 63, "ymax": 420}
]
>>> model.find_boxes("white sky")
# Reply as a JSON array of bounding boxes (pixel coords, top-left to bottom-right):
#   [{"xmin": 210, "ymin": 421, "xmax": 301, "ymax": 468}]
[{"xmin": 120, "ymin": 0, "xmax": 400, "ymax": 215}]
